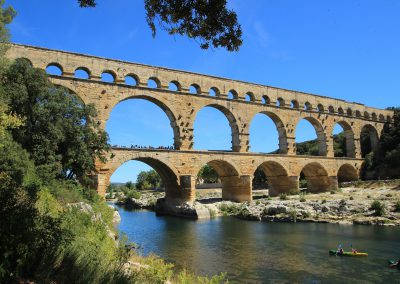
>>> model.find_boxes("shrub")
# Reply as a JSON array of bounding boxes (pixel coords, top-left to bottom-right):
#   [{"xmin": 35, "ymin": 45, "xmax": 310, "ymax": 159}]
[
  {"xmin": 386, "ymin": 193, "xmax": 392, "ymax": 198},
  {"xmin": 126, "ymin": 189, "xmax": 141, "ymax": 200},
  {"xmin": 279, "ymin": 193, "xmax": 287, "ymax": 200},
  {"xmin": 367, "ymin": 195, "xmax": 371, "ymax": 199},
  {"xmin": 321, "ymin": 199, "xmax": 327, "ymax": 204},
  {"xmin": 330, "ymin": 190, "xmax": 336, "ymax": 195},
  {"xmin": 370, "ymin": 200, "xmax": 386, "ymax": 216},
  {"xmin": 288, "ymin": 209, "xmax": 297, "ymax": 222},
  {"xmin": 299, "ymin": 193, "xmax": 306, "ymax": 202},
  {"xmin": 219, "ymin": 203, "xmax": 240, "ymax": 216},
  {"xmin": 349, "ymin": 196, "xmax": 354, "ymax": 200}
]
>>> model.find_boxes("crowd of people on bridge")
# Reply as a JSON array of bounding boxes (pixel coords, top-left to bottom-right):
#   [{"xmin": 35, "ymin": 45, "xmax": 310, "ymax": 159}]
[{"xmin": 112, "ymin": 144, "xmax": 175, "ymax": 150}]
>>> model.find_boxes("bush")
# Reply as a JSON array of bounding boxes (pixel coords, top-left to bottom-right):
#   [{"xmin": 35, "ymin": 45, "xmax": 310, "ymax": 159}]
[
  {"xmin": 394, "ymin": 200, "xmax": 400, "ymax": 212},
  {"xmin": 219, "ymin": 203, "xmax": 240, "ymax": 216},
  {"xmin": 126, "ymin": 189, "xmax": 141, "ymax": 200},
  {"xmin": 321, "ymin": 199, "xmax": 327, "ymax": 204},
  {"xmin": 299, "ymin": 193, "xmax": 306, "ymax": 202},
  {"xmin": 370, "ymin": 200, "xmax": 386, "ymax": 216},
  {"xmin": 349, "ymin": 196, "xmax": 354, "ymax": 200},
  {"xmin": 279, "ymin": 193, "xmax": 287, "ymax": 200}
]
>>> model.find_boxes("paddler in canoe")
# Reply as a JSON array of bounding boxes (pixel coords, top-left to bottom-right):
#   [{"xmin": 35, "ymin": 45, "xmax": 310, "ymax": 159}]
[
  {"xmin": 389, "ymin": 259, "xmax": 400, "ymax": 269},
  {"xmin": 329, "ymin": 245, "xmax": 368, "ymax": 256}
]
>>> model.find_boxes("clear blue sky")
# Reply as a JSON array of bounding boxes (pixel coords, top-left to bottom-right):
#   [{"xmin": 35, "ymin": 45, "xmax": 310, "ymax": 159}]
[{"xmin": 6, "ymin": 0, "xmax": 400, "ymax": 183}]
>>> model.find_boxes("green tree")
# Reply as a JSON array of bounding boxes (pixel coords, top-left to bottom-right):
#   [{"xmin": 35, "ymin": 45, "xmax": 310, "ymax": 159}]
[
  {"xmin": 2, "ymin": 58, "xmax": 109, "ymax": 181},
  {"xmin": 78, "ymin": 0, "xmax": 242, "ymax": 51},
  {"xmin": 252, "ymin": 168, "xmax": 267, "ymax": 189},
  {"xmin": 197, "ymin": 164, "xmax": 219, "ymax": 184},
  {"xmin": 136, "ymin": 169, "xmax": 162, "ymax": 190}
]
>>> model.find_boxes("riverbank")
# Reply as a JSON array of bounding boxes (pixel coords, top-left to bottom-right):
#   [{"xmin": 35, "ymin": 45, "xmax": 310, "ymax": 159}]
[{"xmin": 114, "ymin": 180, "xmax": 400, "ymax": 226}]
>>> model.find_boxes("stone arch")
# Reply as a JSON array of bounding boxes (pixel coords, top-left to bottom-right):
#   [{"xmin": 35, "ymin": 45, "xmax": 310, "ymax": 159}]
[
  {"xmin": 317, "ymin": 104, "xmax": 325, "ymax": 112},
  {"xmin": 328, "ymin": 106, "xmax": 335, "ymax": 113},
  {"xmin": 101, "ymin": 70, "xmax": 116, "ymax": 83},
  {"xmin": 209, "ymin": 87, "xmax": 220, "ymax": 97},
  {"xmin": 148, "ymin": 76, "xmax": 161, "ymax": 88},
  {"xmin": 379, "ymin": 114, "xmax": 385, "ymax": 122},
  {"xmin": 110, "ymin": 95, "xmax": 181, "ymax": 149},
  {"xmin": 346, "ymin": 108, "xmax": 353, "ymax": 117},
  {"xmin": 333, "ymin": 121, "xmax": 355, "ymax": 158},
  {"xmin": 255, "ymin": 161, "xmax": 297, "ymax": 196},
  {"xmin": 262, "ymin": 95, "xmax": 270, "ymax": 105},
  {"xmin": 194, "ymin": 104, "xmax": 240, "ymax": 151},
  {"xmin": 169, "ymin": 80, "xmax": 181, "ymax": 91},
  {"xmin": 196, "ymin": 159, "xmax": 249, "ymax": 202},
  {"xmin": 277, "ymin": 97, "xmax": 285, "ymax": 107},
  {"xmin": 249, "ymin": 111, "xmax": 288, "ymax": 154},
  {"xmin": 300, "ymin": 162, "xmax": 333, "ymax": 193},
  {"xmin": 338, "ymin": 107, "xmax": 344, "ymax": 115},
  {"xmin": 337, "ymin": 164, "xmax": 358, "ymax": 183},
  {"xmin": 371, "ymin": 113, "xmax": 377, "ymax": 121},
  {"xmin": 17, "ymin": 57, "xmax": 33, "ymax": 66},
  {"xmin": 125, "ymin": 73, "xmax": 139, "ymax": 86},
  {"xmin": 189, "ymin": 83, "xmax": 201, "ymax": 94},
  {"xmin": 360, "ymin": 124, "xmax": 379, "ymax": 157},
  {"xmin": 46, "ymin": 62, "xmax": 63, "ymax": 75},
  {"xmin": 75, "ymin": 67, "xmax": 91, "ymax": 79},
  {"xmin": 227, "ymin": 89, "xmax": 238, "ymax": 100},
  {"xmin": 295, "ymin": 116, "xmax": 327, "ymax": 156},
  {"xmin": 387, "ymin": 115, "xmax": 392, "ymax": 123},
  {"xmin": 304, "ymin": 102, "xmax": 313, "ymax": 111},
  {"xmin": 245, "ymin": 92, "xmax": 255, "ymax": 102},
  {"xmin": 364, "ymin": 111, "xmax": 370, "ymax": 119},
  {"xmin": 355, "ymin": 110, "xmax": 362, "ymax": 118},
  {"xmin": 291, "ymin": 100, "xmax": 300, "ymax": 109},
  {"xmin": 109, "ymin": 155, "xmax": 181, "ymax": 201}
]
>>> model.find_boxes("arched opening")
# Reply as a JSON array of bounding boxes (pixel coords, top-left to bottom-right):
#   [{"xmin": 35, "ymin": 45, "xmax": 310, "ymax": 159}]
[
  {"xmin": 300, "ymin": 162, "xmax": 333, "ymax": 193},
  {"xmin": 209, "ymin": 87, "xmax": 219, "ymax": 97},
  {"xmin": 364, "ymin": 111, "xmax": 370, "ymax": 119},
  {"xmin": 379, "ymin": 114, "xmax": 385, "ymax": 122},
  {"xmin": 227, "ymin": 89, "xmax": 238, "ymax": 100},
  {"xmin": 101, "ymin": 70, "xmax": 116, "ymax": 83},
  {"xmin": 355, "ymin": 110, "xmax": 362, "ymax": 118},
  {"xmin": 304, "ymin": 102, "xmax": 313, "ymax": 111},
  {"xmin": 346, "ymin": 108, "xmax": 353, "ymax": 117},
  {"xmin": 295, "ymin": 117, "xmax": 326, "ymax": 156},
  {"xmin": 106, "ymin": 97, "xmax": 179, "ymax": 149},
  {"xmin": 254, "ymin": 161, "xmax": 297, "ymax": 196},
  {"xmin": 189, "ymin": 84, "xmax": 201, "ymax": 94},
  {"xmin": 125, "ymin": 74, "xmax": 138, "ymax": 86},
  {"xmin": 148, "ymin": 77, "xmax": 160, "ymax": 88},
  {"xmin": 360, "ymin": 124, "xmax": 379, "ymax": 158},
  {"xmin": 46, "ymin": 63, "xmax": 63, "ymax": 76},
  {"xmin": 249, "ymin": 112, "xmax": 287, "ymax": 154},
  {"xmin": 109, "ymin": 158, "xmax": 179, "ymax": 200},
  {"xmin": 337, "ymin": 164, "xmax": 358, "ymax": 183},
  {"xmin": 245, "ymin": 92, "xmax": 255, "ymax": 102},
  {"xmin": 74, "ymin": 67, "xmax": 90, "ymax": 79},
  {"xmin": 328, "ymin": 106, "xmax": 335, "ymax": 113},
  {"xmin": 169, "ymin": 81, "xmax": 181, "ymax": 91},
  {"xmin": 317, "ymin": 104, "xmax": 325, "ymax": 112},
  {"xmin": 196, "ymin": 160, "xmax": 247, "ymax": 202},
  {"xmin": 193, "ymin": 105, "xmax": 239, "ymax": 151},
  {"xmin": 338, "ymin": 107, "xmax": 344, "ymax": 115},
  {"xmin": 332, "ymin": 122, "xmax": 355, "ymax": 158},
  {"xmin": 371, "ymin": 113, "xmax": 377, "ymax": 121},
  {"xmin": 291, "ymin": 100, "xmax": 299, "ymax": 109},
  {"xmin": 387, "ymin": 115, "xmax": 392, "ymax": 123},
  {"xmin": 276, "ymin": 97, "xmax": 285, "ymax": 107},
  {"xmin": 262, "ymin": 95, "xmax": 270, "ymax": 105}
]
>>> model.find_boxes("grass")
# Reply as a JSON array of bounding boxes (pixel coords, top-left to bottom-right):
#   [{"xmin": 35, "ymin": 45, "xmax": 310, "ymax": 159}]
[
  {"xmin": 279, "ymin": 193, "xmax": 288, "ymax": 200},
  {"xmin": 394, "ymin": 200, "xmax": 400, "ymax": 212},
  {"xmin": 370, "ymin": 200, "xmax": 386, "ymax": 216}
]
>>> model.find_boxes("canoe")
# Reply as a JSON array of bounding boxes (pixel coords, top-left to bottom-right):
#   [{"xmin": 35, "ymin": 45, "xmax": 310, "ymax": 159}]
[
  {"xmin": 329, "ymin": 249, "xmax": 368, "ymax": 256},
  {"xmin": 388, "ymin": 260, "xmax": 399, "ymax": 268}
]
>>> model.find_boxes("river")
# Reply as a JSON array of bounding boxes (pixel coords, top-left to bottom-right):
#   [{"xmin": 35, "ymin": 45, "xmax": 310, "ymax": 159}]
[{"xmin": 111, "ymin": 204, "xmax": 400, "ymax": 283}]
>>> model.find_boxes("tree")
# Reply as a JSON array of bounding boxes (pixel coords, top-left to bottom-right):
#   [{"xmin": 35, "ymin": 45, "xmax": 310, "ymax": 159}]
[
  {"xmin": 136, "ymin": 169, "xmax": 162, "ymax": 190},
  {"xmin": 2, "ymin": 58, "xmax": 110, "ymax": 182},
  {"xmin": 196, "ymin": 164, "xmax": 219, "ymax": 184},
  {"xmin": 252, "ymin": 168, "xmax": 267, "ymax": 189},
  {"xmin": 78, "ymin": 0, "xmax": 242, "ymax": 51}
]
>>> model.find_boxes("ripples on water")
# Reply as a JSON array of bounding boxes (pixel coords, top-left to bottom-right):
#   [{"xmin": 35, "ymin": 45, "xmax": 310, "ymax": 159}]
[{"xmin": 111, "ymin": 204, "xmax": 400, "ymax": 283}]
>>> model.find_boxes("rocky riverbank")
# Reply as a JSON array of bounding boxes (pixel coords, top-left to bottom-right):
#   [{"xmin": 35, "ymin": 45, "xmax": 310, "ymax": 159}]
[{"xmin": 113, "ymin": 180, "xmax": 400, "ymax": 226}]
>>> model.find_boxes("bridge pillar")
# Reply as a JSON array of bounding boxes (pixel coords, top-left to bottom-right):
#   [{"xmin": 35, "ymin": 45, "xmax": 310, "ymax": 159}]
[
  {"xmin": 286, "ymin": 136, "xmax": 296, "ymax": 155},
  {"xmin": 268, "ymin": 176, "xmax": 299, "ymax": 196},
  {"xmin": 354, "ymin": 138, "xmax": 362, "ymax": 158},
  {"xmin": 233, "ymin": 133, "xmax": 250, "ymax": 152},
  {"xmin": 221, "ymin": 175, "xmax": 252, "ymax": 202},
  {"xmin": 165, "ymin": 175, "xmax": 196, "ymax": 203},
  {"xmin": 306, "ymin": 175, "xmax": 338, "ymax": 193},
  {"xmin": 326, "ymin": 136, "xmax": 335, "ymax": 158}
]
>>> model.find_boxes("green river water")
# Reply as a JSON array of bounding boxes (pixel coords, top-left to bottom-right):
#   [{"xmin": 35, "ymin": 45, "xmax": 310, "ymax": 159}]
[{"xmin": 112, "ymin": 204, "xmax": 400, "ymax": 283}]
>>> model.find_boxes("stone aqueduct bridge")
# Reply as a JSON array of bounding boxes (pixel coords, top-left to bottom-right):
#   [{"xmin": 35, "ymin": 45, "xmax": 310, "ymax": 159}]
[{"xmin": 6, "ymin": 44, "xmax": 393, "ymax": 203}]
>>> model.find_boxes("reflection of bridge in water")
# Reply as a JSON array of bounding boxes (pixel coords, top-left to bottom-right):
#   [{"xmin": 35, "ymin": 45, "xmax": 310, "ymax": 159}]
[{"xmin": 6, "ymin": 43, "xmax": 393, "ymax": 203}]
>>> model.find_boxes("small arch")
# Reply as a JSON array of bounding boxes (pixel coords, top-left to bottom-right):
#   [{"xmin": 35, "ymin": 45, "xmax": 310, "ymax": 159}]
[
  {"xmin": 46, "ymin": 63, "xmax": 63, "ymax": 76},
  {"xmin": 148, "ymin": 77, "xmax": 161, "ymax": 88},
  {"xmin": 328, "ymin": 106, "xmax": 335, "ymax": 113},
  {"xmin": 379, "ymin": 114, "xmax": 385, "ymax": 122},
  {"xmin": 371, "ymin": 113, "xmax": 377, "ymax": 121},
  {"xmin": 364, "ymin": 111, "xmax": 370, "ymax": 119},
  {"xmin": 125, "ymin": 74, "xmax": 139, "ymax": 86},
  {"xmin": 189, "ymin": 84, "xmax": 201, "ymax": 95},
  {"xmin": 291, "ymin": 100, "xmax": 299, "ymax": 109},
  {"xmin": 227, "ymin": 89, "xmax": 238, "ymax": 100},
  {"xmin": 74, "ymin": 67, "xmax": 90, "ymax": 79},
  {"xmin": 338, "ymin": 107, "xmax": 344, "ymax": 115},
  {"xmin": 262, "ymin": 95, "xmax": 270, "ymax": 105},
  {"xmin": 317, "ymin": 104, "xmax": 325, "ymax": 112},
  {"xmin": 209, "ymin": 87, "xmax": 220, "ymax": 97},
  {"xmin": 346, "ymin": 108, "xmax": 353, "ymax": 117},
  {"xmin": 304, "ymin": 102, "xmax": 313, "ymax": 111},
  {"xmin": 169, "ymin": 80, "xmax": 181, "ymax": 91},
  {"xmin": 300, "ymin": 162, "xmax": 333, "ymax": 193},
  {"xmin": 387, "ymin": 115, "xmax": 392, "ymax": 123},
  {"xmin": 101, "ymin": 70, "xmax": 116, "ymax": 83},
  {"xmin": 276, "ymin": 97, "xmax": 285, "ymax": 107},
  {"xmin": 355, "ymin": 110, "xmax": 362, "ymax": 118},
  {"xmin": 337, "ymin": 164, "xmax": 358, "ymax": 183},
  {"xmin": 245, "ymin": 92, "xmax": 255, "ymax": 102},
  {"xmin": 18, "ymin": 57, "xmax": 33, "ymax": 66}
]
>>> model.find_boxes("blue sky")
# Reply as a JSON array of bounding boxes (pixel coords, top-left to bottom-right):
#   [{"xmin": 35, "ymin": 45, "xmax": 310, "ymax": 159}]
[{"xmin": 6, "ymin": 0, "xmax": 400, "ymax": 183}]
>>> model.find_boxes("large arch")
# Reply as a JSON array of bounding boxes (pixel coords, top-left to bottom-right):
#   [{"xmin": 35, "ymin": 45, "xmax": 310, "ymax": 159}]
[
  {"xmin": 249, "ymin": 111, "xmax": 288, "ymax": 154},
  {"xmin": 193, "ymin": 104, "xmax": 240, "ymax": 151},
  {"xmin": 107, "ymin": 95, "xmax": 181, "ymax": 149},
  {"xmin": 255, "ymin": 161, "xmax": 298, "ymax": 196},
  {"xmin": 360, "ymin": 124, "xmax": 379, "ymax": 157},
  {"xmin": 295, "ymin": 117, "xmax": 327, "ymax": 156},
  {"xmin": 332, "ymin": 121, "xmax": 355, "ymax": 158},
  {"xmin": 300, "ymin": 162, "xmax": 334, "ymax": 193},
  {"xmin": 337, "ymin": 164, "xmax": 358, "ymax": 183}
]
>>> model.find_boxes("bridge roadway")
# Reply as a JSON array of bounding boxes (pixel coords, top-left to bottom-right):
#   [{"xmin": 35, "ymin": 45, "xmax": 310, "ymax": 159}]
[{"xmin": 96, "ymin": 147, "xmax": 363, "ymax": 202}]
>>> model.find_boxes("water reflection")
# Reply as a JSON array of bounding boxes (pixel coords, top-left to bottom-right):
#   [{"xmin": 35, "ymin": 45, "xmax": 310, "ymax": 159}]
[{"xmin": 115, "ymin": 205, "xmax": 400, "ymax": 283}]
